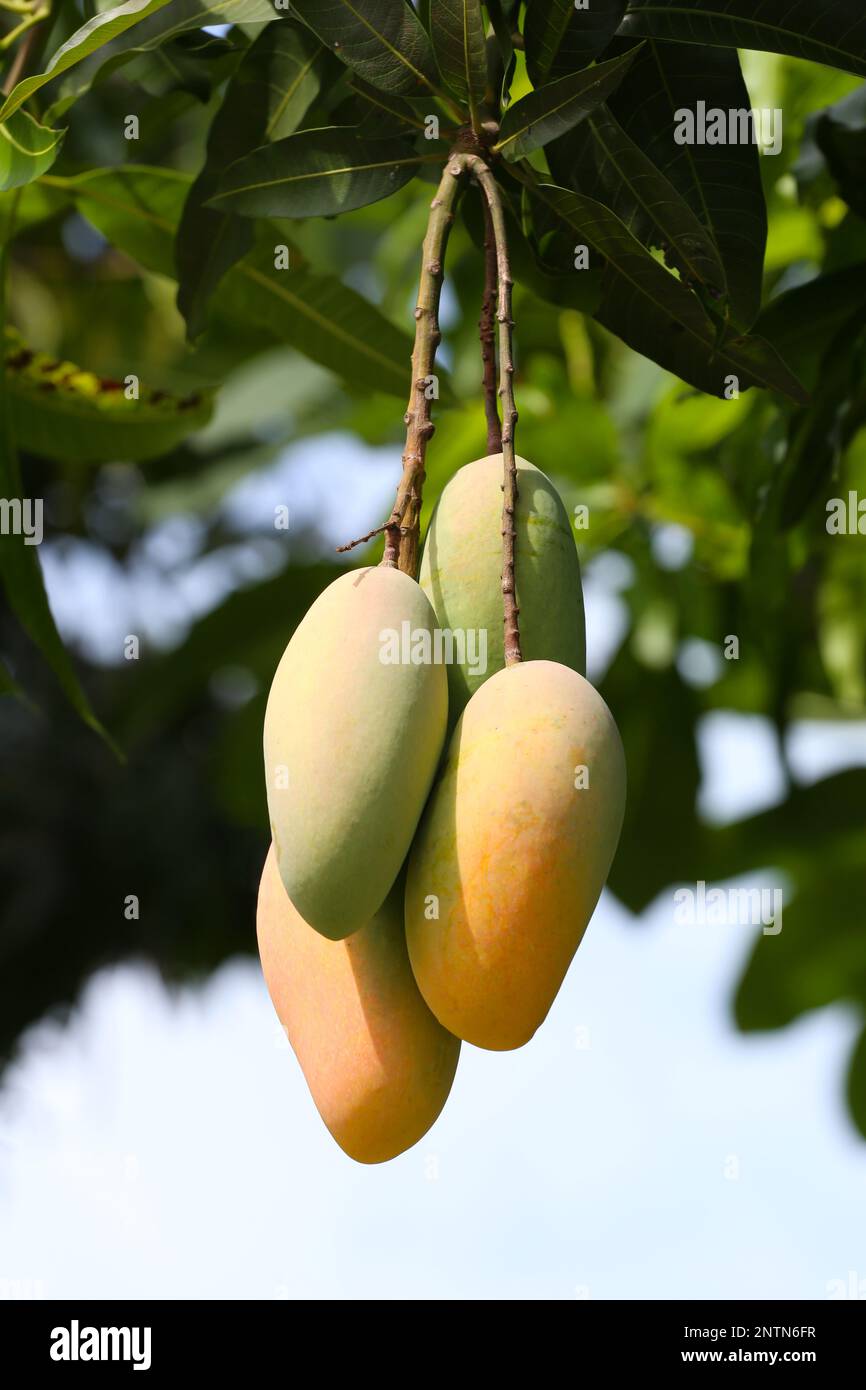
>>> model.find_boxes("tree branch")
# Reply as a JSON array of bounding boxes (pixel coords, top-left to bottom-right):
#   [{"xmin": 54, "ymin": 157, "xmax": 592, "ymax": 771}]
[
  {"xmin": 465, "ymin": 155, "xmax": 522, "ymax": 665},
  {"xmin": 1, "ymin": 2, "xmax": 47, "ymax": 87}
]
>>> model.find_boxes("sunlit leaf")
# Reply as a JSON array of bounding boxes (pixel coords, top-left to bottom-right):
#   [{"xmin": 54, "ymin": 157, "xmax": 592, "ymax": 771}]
[
  {"xmin": 291, "ymin": 0, "xmax": 444, "ymax": 100},
  {"xmin": 0, "ymin": 0, "xmax": 174, "ymax": 122},
  {"xmin": 495, "ymin": 49, "xmax": 637, "ymax": 160},
  {"xmin": 0, "ymin": 111, "xmax": 64, "ymax": 193},
  {"xmin": 3, "ymin": 328, "xmax": 213, "ymax": 463}
]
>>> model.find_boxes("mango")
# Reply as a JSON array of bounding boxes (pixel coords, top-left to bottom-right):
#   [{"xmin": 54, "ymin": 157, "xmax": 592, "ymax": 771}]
[
  {"xmin": 257, "ymin": 846, "xmax": 460, "ymax": 1164},
  {"xmin": 419, "ymin": 454, "xmax": 585, "ymax": 726},
  {"xmin": 264, "ymin": 566, "xmax": 448, "ymax": 939},
  {"xmin": 405, "ymin": 660, "xmax": 625, "ymax": 1050}
]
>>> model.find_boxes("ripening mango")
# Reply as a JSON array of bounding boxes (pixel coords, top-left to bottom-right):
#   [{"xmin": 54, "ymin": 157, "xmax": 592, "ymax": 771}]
[
  {"xmin": 257, "ymin": 846, "xmax": 460, "ymax": 1164},
  {"xmin": 405, "ymin": 660, "xmax": 626, "ymax": 1051},
  {"xmin": 419, "ymin": 455, "xmax": 585, "ymax": 726},
  {"xmin": 264, "ymin": 566, "xmax": 448, "ymax": 939}
]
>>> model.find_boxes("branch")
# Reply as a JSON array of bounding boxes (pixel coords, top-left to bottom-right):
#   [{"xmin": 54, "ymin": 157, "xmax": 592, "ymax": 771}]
[
  {"xmin": 479, "ymin": 197, "xmax": 502, "ymax": 454},
  {"xmin": 382, "ymin": 153, "xmax": 467, "ymax": 575},
  {"xmin": 1, "ymin": 3, "xmax": 47, "ymax": 85},
  {"xmin": 465, "ymin": 155, "xmax": 522, "ymax": 665}
]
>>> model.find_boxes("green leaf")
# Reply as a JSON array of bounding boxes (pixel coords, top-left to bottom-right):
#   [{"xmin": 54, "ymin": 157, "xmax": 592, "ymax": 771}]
[
  {"xmin": 602, "ymin": 40, "xmax": 766, "ymax": 328},
  {"xmin": 756, "ymin": 262, "xmax": 866, "ymax": 391},
  {"xmin": 550, "ymin": 103, "xmax": 728, "ymax": 301},
  {"xmin": 0, "ymin": 180, "xmax": 70, "ymax": 237},
  {"xmin": 531, "ymin": 181, "xmax": 807, "ymax": 401},
  {"xmin": 0, "ymin": 110, "xmax": 64, "ymax": 194},
  {"xmin": 209, "ymin": 127, "xmax": 424, "ymax": 219},
  {"xmin": 847, "ymin": 1025, "xmax": 866, "ymax": 1140},
  {"xmin": 0, "ymin": 301, "xmax": 112, "ymax": 745},
  {"xmin": 60, "ymin": 166, "xmax": 421, "ymax": 398},
  {"xmin": 495, "ymin": 48, "xmax": 637, "ymax": 160},
  {"xmin": 0, "ymin": 0, "xmax": 174, "ymax": 122},
  {"xmin": 735, "ymin": 861, "xmax": 866, "ymax": 1032},
  {"xmin": 525, "ymin": 0, "xmax": 627, "ymax": 83},
  {"xmin": 176, "ymin": 23, "xmax": 326, "ymax": 339},
  {"xmin": 121, "ymin": 30, "xmax": 240, "ymax": 102},
  {"xmin": 348, "ymin": 78, "xmax": 434, "ymax": 134},
  {"xmin": 3, "ymin": 328, "xmax": 213, "ymax": 463},
  {"xmin": 0, "ymin": 655, "xmax": 24, "ymax": 701},
  {"xmin": 430, "ymin": 0, "xmax": 488, "ymax": 126},
  {"xmin": 43, "ymin": 0, "xmax": 279, "ymax": 121},
  {"xmin": 814, "ymin": 85, "xmax": 866, "ymax": 218},
  {"xmin": 291, "ymin": 0, "xmax": 444, "ymax": 100},
  {"xmin": 217, "ymin": 242, "xmax": 420, "ymax": 399},
  {"xmin": 618, "ymin": 0, "xmax": 866, "ymax": 79},
  {"xmin": 777, "ymin": 322, "xmax": 866, "ymax": 529},
  {"xmin": 54, "ymin": 165, "xmax": 189, "ymax": 276}
]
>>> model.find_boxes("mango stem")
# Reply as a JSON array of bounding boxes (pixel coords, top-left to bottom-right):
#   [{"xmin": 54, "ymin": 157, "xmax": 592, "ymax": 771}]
[
  {"xmin": 464, "ymin": 155, "xmax": 522, "ymax": 666},
  {"xmin": 379, "ymin": 154, "xmax": 469, "ymax": 576},
  {"xmin": 479, "ymin": 198, "xmax": 502, "ymax": 455}
]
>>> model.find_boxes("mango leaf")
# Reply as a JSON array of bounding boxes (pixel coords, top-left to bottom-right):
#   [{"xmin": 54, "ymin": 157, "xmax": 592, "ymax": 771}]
[
  {"xmin": 0, "ymin": 111, "xmax": 64, "ymax": 193},
  {"xmin": 44, "ymin": 0, "xmax": 279, "ymax": 120},
  {"xmin": 777, "ymin": 323, "xmax": 866, "ymax": 528},
  {"xmin": 755, "ymin": 262, "xmax": 866, "ymax": 391},
  {"xmin": 348, "ymin": 78, "xmax": 434, "ymax": 135},
  {"xmin": 0, "ymin": 181, "xmax": 70, "ymax": 237},
  {"xmin": 61, "ymin": 167, "xmax": 422, "ymax": 397},
  {"xmin": 209, "ymin": 128, "xmax": 425, "ymax": 219},
  {"xmin": 485, "ymin": 0, "xmax": 516, "ymax": 106},
  {"xmin": 0, "ymin": 656, "xmax": 23, "ymax": 700},
  {"xmin": 291, "ymin": 0, "xmax": 444, "ymax": 101},
  {"xmin": 847, "ymin": 1026, "xmax": 866, "ymax": 1140},
  {"xmin": 177, "ymin": 23, "xmax": 327, "ymax": 339},
  {"xmin": 618, "ymin": 0, "xmax": 866, "ymax": 79},
  {"xmin": 3, "ymin": 328, "xmax": 212, "ymax": 463},
  {"xmin": 735, "ymin": 860, "xmax": 866, "ymax": 1032},
  {"xmin": 525, "ymin": 0, "xmax": 627, "ymax": 83},
  {"xmin": 549, "ymin": 103, "xmax": 727, "ymax": 301},
  {"xmin": 0, "ymin": 311, "xmax": 111, "ymax": 744},
  {"xmin": 121, "ymin": 30, "xmax": 240, "ymax": 102},
  {"xmin": 217, "ymin": 242, "xmax": 421, "ymax": 400},
  {"xmin": 0, "ymin": 0, "xmax": 173, "ymax": 122},
  {"xmin": 603, "ymin": 652, "xmax": 704, "ymax": 913},
  {"xmin": 494, "ymin": 48, "xmax": 637, "ymax": 161},
  {"xmin": 51, "ymin": 166, "xmax": 188, "ymax": 276},
  {"xmin": 814, "ymin": 85, "xmax": 866, "ymax": 218},
  {"xmin": 604, "ymin": 40, "xmax": 766, "ymax": 329},
  {"xmin": 430, "ymin": 0, "xmax": 487, "ymax": 126},
  {"xmin": 532, "ymin": 182, "xmax": 807, "ymax": 401}
]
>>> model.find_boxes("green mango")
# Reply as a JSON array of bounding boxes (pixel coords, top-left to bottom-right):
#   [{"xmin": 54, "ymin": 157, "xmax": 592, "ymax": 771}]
[
  {"xmin": 419, "ymin": 454, "xmax": 585, "ymax": 727},
  {"xmin": 263, "ymin": 566, "xmax": 448, "ymax": 939}
]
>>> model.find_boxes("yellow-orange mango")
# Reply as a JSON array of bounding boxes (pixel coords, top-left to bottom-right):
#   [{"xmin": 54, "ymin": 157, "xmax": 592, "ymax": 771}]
[
  {"xmin": 257, "ymin": 846, "xmax": 460, "ymax": 1164},
  {"xmin": 405, "ymin": 660, "xmax": 626, "ymax": 1051},
  {"xmin": 263, "ymin": 566, "xmax": 447, "ymax": 940},
  {"xmin": 419, "ymin": 455, "xmax": 585, "ymax": 727}
]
